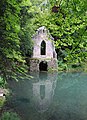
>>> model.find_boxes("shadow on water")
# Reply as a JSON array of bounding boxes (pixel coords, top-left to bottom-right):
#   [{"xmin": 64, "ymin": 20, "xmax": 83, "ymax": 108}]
[{"xmin": 4, "ymin": 72, "xmax": 87, "ymax": 120}]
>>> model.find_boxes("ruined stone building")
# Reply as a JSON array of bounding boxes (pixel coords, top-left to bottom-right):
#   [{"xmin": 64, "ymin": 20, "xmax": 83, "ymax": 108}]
[
  {"xmin": 29, "ymin": 26, "xmax": 58, "ymax": 71},
  {"xmin": 32, "ymin": 72, "xmax": 57, "ymax": 112}
]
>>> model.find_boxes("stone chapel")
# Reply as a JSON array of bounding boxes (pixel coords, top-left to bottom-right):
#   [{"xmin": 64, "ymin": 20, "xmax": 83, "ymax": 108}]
[{"xmin": 29, "ymin": 26, "xmax": 58, "ymax": 71}]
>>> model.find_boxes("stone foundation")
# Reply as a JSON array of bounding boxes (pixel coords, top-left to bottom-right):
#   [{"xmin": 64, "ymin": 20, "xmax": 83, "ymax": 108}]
[{"xmin": 29, "ymin": 58, "xmax": 58, "ymax": 72}]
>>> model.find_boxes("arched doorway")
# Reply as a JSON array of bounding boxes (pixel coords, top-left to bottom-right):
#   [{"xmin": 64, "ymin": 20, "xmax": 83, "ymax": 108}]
[
  {"xmin": 39, "ymin": 61, "xmax": 48, "ymax": 71},
  {"xmin": 41, "ymin": 41, "xmax": 46, "ymax": 55}
]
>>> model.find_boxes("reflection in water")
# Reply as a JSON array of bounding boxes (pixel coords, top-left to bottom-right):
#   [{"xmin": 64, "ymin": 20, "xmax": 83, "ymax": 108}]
[
  {"xmin": 32, "ymin": 72, "xmax": 57, "ymax": 112},
  {"xmin": 6, "ymin": 72, "xmax": 87, "ymax": 120},
  {"xmin": 40, "ymin": 85, "xmax": 45, "ymax": 100}
]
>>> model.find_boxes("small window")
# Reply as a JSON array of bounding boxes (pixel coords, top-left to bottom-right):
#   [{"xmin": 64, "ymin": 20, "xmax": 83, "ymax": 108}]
[{"xmin": 43, "ymin": 29, "xmax": 45, "ymax": 33}]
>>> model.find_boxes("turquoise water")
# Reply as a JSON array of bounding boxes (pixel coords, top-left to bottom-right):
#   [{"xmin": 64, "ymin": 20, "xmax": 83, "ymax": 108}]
[{"xmin": 6, "ymin": 72, "xmax": 87, "ymax": 120}]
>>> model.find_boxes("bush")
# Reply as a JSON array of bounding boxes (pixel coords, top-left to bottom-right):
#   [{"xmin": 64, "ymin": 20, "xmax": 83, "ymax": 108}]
[
  {"xmin": 0, "ymin": 77, "xmax": 5, "ymax": 87},
  {"xmin": 0, "ymin": 97, "xmax": 6, "ymax": 108},
  {"xmin": 0, "ymin": 112, "xmax": 20, "ymax": 120}
]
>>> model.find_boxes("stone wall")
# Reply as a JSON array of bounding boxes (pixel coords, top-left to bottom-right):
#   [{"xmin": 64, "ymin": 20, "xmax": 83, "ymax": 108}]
[
  {"xmin": 32, "ymin": 26, "xmax": 57, "ymax": 59},
  {"xmin": 29, "ymin": 58, "xmax": 58, "ymax": 72},
  {"xmin": 29, "ymin": 26, "xmax": 58, "ymax": 72},
  {"xmin": 29, "ymin": 59, "xmax": 39, "ymax": 72},
  {"xmin": 48, "ymin": 58, "xmax": 58, "ymax": 70}
]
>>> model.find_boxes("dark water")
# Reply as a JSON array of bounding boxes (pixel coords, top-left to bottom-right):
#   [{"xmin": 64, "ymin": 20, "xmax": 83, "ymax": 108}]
[{"xmin": 6, "ymin": 72, "xmax": 87, "ymax": 120}]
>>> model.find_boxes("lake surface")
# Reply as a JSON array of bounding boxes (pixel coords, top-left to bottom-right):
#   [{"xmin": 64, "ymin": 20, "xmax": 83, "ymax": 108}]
[{"xmin": 6, "ymin": 72, "xmax": 87, "ymax": 120}]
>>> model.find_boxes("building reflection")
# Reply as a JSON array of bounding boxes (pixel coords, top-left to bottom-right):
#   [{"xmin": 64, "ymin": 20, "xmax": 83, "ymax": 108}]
[{"xmin": 32, "ymin": 72, "xmax": 57, "ymax": 112}]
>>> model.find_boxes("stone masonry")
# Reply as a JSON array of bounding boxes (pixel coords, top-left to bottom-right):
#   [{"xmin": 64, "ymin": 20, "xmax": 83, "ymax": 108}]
[{"xmin": 29, "ymin": 26, "xmax": 58, "ymax": 71}]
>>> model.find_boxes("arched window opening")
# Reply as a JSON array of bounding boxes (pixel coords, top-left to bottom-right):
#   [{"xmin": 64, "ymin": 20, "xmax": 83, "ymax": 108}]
[
  {"xmin": 41, "ymin": 41, "xmax": 46, "ymax": 55},
  {"xmin": 53, "ymin": 51, "xmax": 55, "ymax": 58},
  {"xmin": 39, "ymin": 61, "xmax": 48, "ymax": 71}
]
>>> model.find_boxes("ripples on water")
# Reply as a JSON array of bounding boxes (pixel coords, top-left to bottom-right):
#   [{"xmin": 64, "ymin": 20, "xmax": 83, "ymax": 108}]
[{"xmin": 6, "ymin": 72, "xmax": 87, "ymax": 120}]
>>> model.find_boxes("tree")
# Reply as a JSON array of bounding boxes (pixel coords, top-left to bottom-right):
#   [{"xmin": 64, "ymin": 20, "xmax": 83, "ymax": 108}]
[
  {"xmin": 19, "ymin": 0, "xmax": 47, "ymax": 57},
  {"xmin": 0, "ymin": 0, "xmax": 46, "ymax": 86},
  {"xmin": 19, "ymin": 0, "xmax": 34, "ymax": 57},
  {"xmin": 34, "ymin": 0, "xmax": 87, "ymax": 69},
  {"xmin": 0, "ymin": 0, "xmax": 24, "ymax": 84}
]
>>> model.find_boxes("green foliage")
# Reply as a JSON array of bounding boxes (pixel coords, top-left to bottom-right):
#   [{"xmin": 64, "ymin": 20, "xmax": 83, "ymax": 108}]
[
  {"xmin": 0, "ymin": 0, "xmax": 87, "ymax": 82},
  {"xmin": 0, "ymin": 97, "xmax": 6, "ymax": 108},
  {"xmin": 0, "ymin": 112, "xmax": 20, "ymax": 120},
  {"xmin": 34, "ymin": 0, "xmax": 87, "ymax": 70},
  {"xmin": 0, "ymin": 0, "xmax": 37, "ymax": 84},
  {"xmin": 19, "ymin": 1, "xmax": 34, "ymax": 57},
  {"xmin": 0, "ymin": 0, "xmax": 24, "ymax": 81},
  {"xmin": 0, "ymin": 77, "xmax": 5, "ymax": 87}
]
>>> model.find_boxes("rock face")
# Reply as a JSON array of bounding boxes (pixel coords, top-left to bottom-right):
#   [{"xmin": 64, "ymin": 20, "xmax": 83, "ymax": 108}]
[
  {"xmin": 0, "ymin": 88, "xmax": 9, "ymax": 97},
  {"xmin": 0, "ymin": 88, "xmax": 5, "ymax": 97},
  {"xmin": 29, "ymin": 26, "xmax": 58, "ymax": 71}
]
